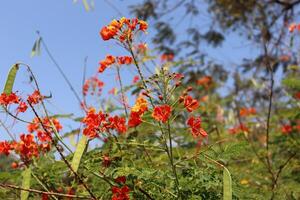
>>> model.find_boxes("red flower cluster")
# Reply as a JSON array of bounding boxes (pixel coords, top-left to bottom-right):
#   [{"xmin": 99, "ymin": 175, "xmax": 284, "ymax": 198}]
[
  {"xmin": 128, "ymin": 96, "xmax": 148, "ymax": 128},
  {"xmin": 17, "ymin": 101, "xmax": 28, "ymax": 113},
  {"xmin": 99, "ymin": 55, "xmax": 116, "ymax": 73},
  {"xmin": 281, "ymin": 123, "xmax": 300, "ymax": 135},
  {"xmin": 228, "ymin": 124, "xmax": 249, "ymax": 134},
  {"xmin": 112, "ymin": 176, "xmax": 130, "ymax": 200},
  {"xmin": 83, "ymin": 76, "xmax": 105, "ymax": 96},
  {"xmin": 184, "ymin": 95, "xmax": 199, "ymax": 112},
  {"xmin": 100, "ymin": 17, "xmax": 148, "ymax": 42},
  {"xmin": 239, "ymin": 107, "xmax": 256, "ymax": 117},
  {"xmin": 117, "ymin": 56, "xmax": 133, "ymax": 65},
  {"xmin": 187, "ymin": 116, "xmax": 207, "ymax": 138},
  {"xmin": 152, "ymin": 105, "xmax": 172, "ymax": 123},
  {"xmin": 0, "ymin": 92, "xmax": 19, "ymax": 106},
  {"xmin": 0, "ymin": 133, "xmax": 52, "ymax": 164},
  {"xmin": 82, "ymin": 108, "xmax": 127, "ymax": 138},
  {"xmin": 27, "ymin": 90, "xmax": 43, "ymax": 105},
  {"xmin": 0, "ymin": 141, "xmax": 12, "ymax": 156}
]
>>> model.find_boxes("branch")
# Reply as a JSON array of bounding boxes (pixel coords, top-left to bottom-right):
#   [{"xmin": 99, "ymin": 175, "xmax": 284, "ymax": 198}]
[{"xmin": 0, "ymin": 183, "xmax": 92, "ymax": 199}]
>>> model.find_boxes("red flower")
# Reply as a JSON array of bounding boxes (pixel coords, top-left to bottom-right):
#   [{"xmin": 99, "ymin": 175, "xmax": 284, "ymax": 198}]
[
  {"xmin": 17, "ymin": 134, "xmax": 39, "ymax": 160},
  {"xmin": 184, "ymin": 96, "xmax": 199, "ymax": 112},
  {"xmin": 128, "ymin": 111, "xmax": 142, "ymax": 128},
  {"xmin": 112, "ymin": 185, "xmax": 130, "ymax": 200},
  {"xmin": 108, "ymin": 116, "xmax": 127, "ymax": 134},
  {"xmin": 132, "ymin": 75, "xmax": 140, "ymax": 84},
  {"xmin": 27, "ymin": 90, "xmax": 43, "ymax": 105},
  {"xmin": 17, "ymin": 101, "xmax": 28, "ymax": 113},
  {"xmin": 281, "ymin": 124, "xmax": 292, "ymax": 135},
  {"xmin": 187, "ymin": 116, "xmax": 207, "ymax": 138},
  {"xmin": 294, "ymin": 92, "xmax": 300, "ymax": 100},
  {"xmin": 152, "ymin": 105, "xmax": 172, "ymax": 123},
  {"xmin": 0, "ymin": 92, "xmax": 19, "ymax": 106},
  {"xmin": 11, "ymin": 162, "xmax": 18, "ymax": 169},
  {"xmin": 82, "ymin": 108, "xmax": 108, "ymax": 138},
  {"xmin": 117, "ymin": 56, "xmax": 133, "ymax": 65},
  {"xmin": 0, "ymin": 141, "xmax": 12, "ymax": 156}
]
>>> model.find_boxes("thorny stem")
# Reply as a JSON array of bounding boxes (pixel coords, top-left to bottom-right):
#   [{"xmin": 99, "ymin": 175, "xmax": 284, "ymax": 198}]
[
  {"xmin": 28, "ymin": 102, "xmax": 97, "ymax": 200},
  {"xmin": 116, "ymin": 65, "xmax": 128, "ymax": 118},
  {"xmin": 0, "ymin": 183, "xmax": 92, "ymax": 199}
]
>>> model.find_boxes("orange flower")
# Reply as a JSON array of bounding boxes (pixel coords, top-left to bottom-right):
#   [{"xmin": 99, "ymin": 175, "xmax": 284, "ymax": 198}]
[
  {"xmin": 139, "ymin": 20, "xmax": 148, "ymax": 31},
  {"xmin": 187, "ymin": 116, "xmax": 207, "ymax": 138},
  {"xmin": 239, "ymin": 107, "xmax": 256, "ymax": 117},
  {"xmin": 27, "ymin": 90, "xmax": 43, "ymax": 105},
  {"xmin": 197, "ymin": 76, "xmax": 213, "ymax": 89},
  {"xmin": 152, "ymin": 105, "xmax": 172, "ymax": 123},
  {"xmin": 161, "ymin": 53, "xmax": 174, "ymax": 62},
  {"xmin": 100, "ymin": 17, "xmax": 148, "ymax": 43},
  {"xmin": 184, "ymin": 96, "xmax": 199, "ymax": 112},
  {"xmin": 98, "ymin": 55, "xmax": 116, "ymax": 73},
  {"xmin": 131, "ymin": 96, "xmax": 148, "ymax": 114}
]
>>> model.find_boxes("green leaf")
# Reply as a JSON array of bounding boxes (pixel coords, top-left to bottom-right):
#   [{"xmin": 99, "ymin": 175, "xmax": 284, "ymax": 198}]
[
  {"xmin": 3, "ymin": 64, "xmax": 19, "ymax": 94},
  {"xmin": 71, "ymin": 135, "xmax": 88, "ymax": 172},
  {"xmin": 82, "ymin": 0, "xmax": 90, "ymax": 11},
  {"xmin": 21, "ymin": 167, "xmax": 31, "ymax": 200},
  {"xmin": 223, "ymin": 167, "xmax": 232, "ymax": 200},
  {"xmin": 30, "ymin": 37, "xmax": 41, "ymax": 57}
]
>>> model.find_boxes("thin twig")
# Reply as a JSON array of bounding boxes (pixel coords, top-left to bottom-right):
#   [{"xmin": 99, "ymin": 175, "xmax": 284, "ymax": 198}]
[{"xmin": 0, "ymin": 183, "xmax": 92, "ymax": 199}]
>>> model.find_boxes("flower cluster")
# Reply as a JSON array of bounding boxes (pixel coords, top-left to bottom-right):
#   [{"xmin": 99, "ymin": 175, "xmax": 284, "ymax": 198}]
[
  {"xmin": 83, "ymin": 76, "xmax": 105, "ymax": 96},
  {"xmin": 281, "ymin": 123, "xmax": 300, "ymax": 135},
  {"xmin": 112, "ymin": 176, "xmax": 130, "ymax": 200},
  {"xmin": 239, "ymin": 107, "xmax": 256, "ymax": 117},
  {"xmin": 82, "ymin": 108, "xmax": 127, "ymax": 138},
  {"xmin": 98, "ymin": 55, "xmax": 133, "ymax": 73},
  {"xmin": 128, "ymin": 96, "xmax": 148, "ymax": 128},
  {"xmin": 0, "ymin": 133, "xmax": 52, "ymax": 164},
  {"xmin": 0, "ymin": 92, "xmax": 19, "ymax": 106},
  {"xmin": 27, "ymin": 117, "xmax": 62, "ymax": 142},
  {"xmin": 100, "ymin": 17, "xmax": 147, "ymax": 42}
]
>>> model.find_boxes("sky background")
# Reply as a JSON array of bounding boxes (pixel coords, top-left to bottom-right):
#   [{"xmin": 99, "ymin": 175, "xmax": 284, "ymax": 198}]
[{"xmin": 0, "ymin": 0, "xmax": 260, "ymax": 143}]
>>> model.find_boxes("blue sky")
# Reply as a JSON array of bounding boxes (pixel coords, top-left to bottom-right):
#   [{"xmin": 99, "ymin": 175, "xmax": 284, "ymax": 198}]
[{"xmin": 0, "ymin": 0, "xmax": 259, "ymax": 142}]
